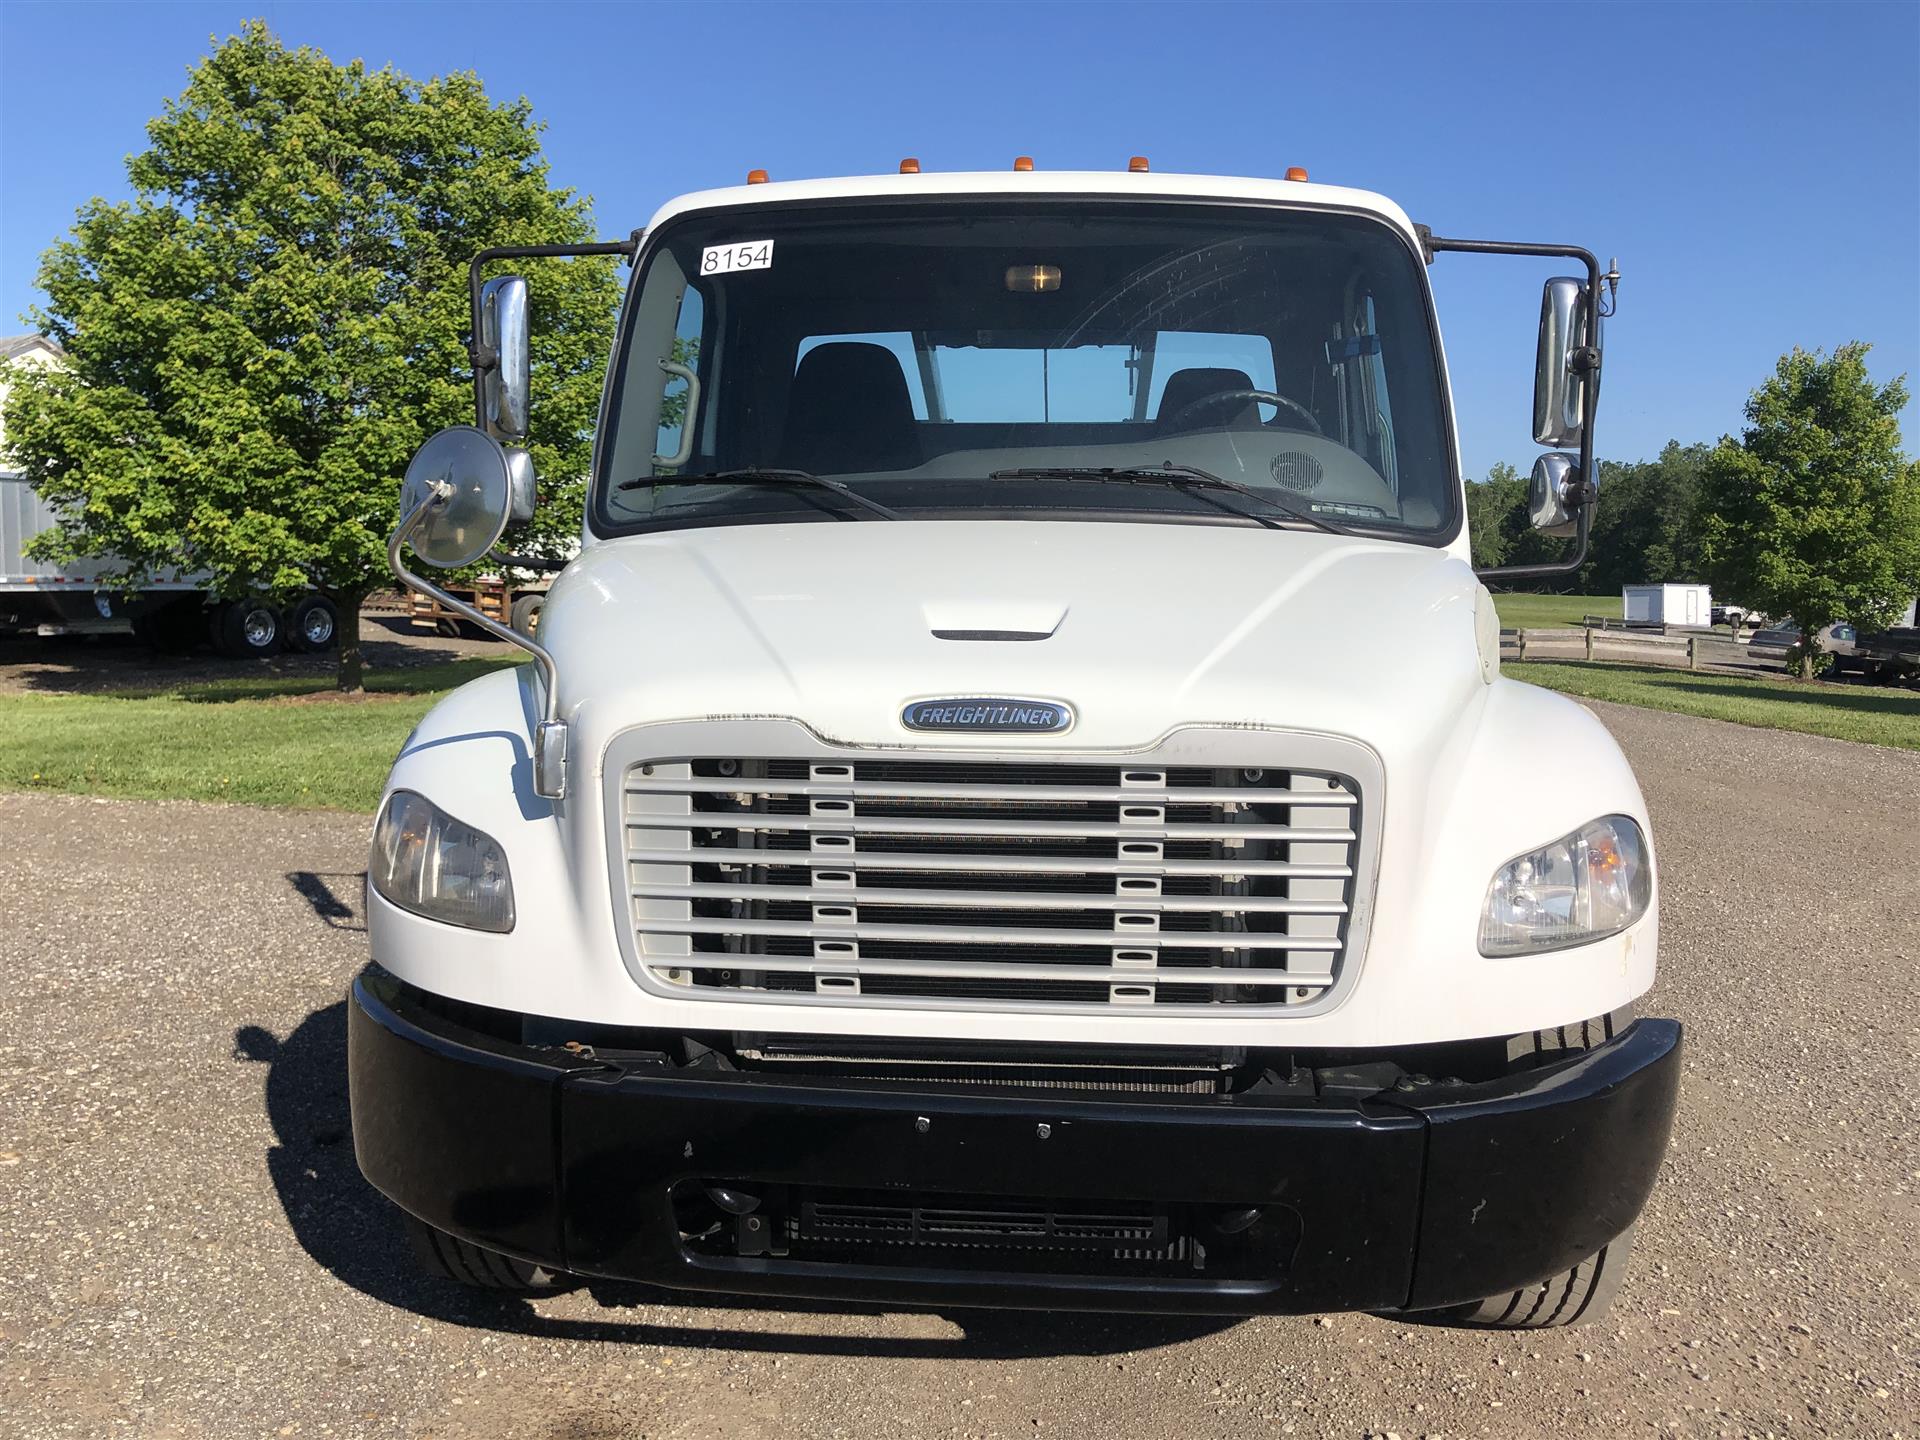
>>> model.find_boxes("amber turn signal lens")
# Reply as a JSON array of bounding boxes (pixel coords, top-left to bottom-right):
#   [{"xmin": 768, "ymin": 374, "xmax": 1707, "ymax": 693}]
[
  {"xmin": 1013, "ymin": 156, "xmax": 1035, "ymax": 172},
  {"xmin": 746, "ymin": 169, "xmax": 769, "ymax": 184},
  {"xmin": 1284, "ymin": 166, "xmax": 1309, "ymax": 182},
  {"xmin": 899, "ymin": 158, "xmax": 921, "ymax": 174},
  {"xmin": 1128, "ymin": 156, "xmax": 1150, "ymax": 173}
]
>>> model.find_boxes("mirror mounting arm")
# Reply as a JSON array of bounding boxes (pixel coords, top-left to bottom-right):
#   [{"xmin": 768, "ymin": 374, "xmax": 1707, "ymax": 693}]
[
  {"xmin": 1418, "ymin": 229, "xmax": 1608, "ymax": 582},
  {"xmin": 390, "ymin": 490, "xmax": 570, "ymax": 800},
  {"xmin": 467, "ymin": 233, "xmax": 644, "ymax": 430}
]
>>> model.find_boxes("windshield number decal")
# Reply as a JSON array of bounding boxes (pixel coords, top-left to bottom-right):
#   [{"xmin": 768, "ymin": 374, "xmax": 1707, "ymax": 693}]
[{"xmin": 701, "ymin": 240, "xmax": 774, "ymax": 275}]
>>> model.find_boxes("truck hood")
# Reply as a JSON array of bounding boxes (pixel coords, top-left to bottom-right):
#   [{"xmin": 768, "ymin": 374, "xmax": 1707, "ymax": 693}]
[{"xmin": 539, "ymin": 520, "xmax": 1487, "ymax": 754}]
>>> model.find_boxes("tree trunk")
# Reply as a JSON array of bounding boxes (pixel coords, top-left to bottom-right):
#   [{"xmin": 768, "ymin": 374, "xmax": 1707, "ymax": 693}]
[
  {"xmin": 336, "ymin": 593, "xmax": 367, "ymax": 693},
  {"xmin": 1795, "ymin": 624, "xmax": 1817, "ymax": 682}
]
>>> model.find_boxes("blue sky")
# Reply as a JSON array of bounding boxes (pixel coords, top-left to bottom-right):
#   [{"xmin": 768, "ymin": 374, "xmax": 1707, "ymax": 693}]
[{"xmin": 2, "ymin": 0, "xmax": 1915, "ymax": 481}]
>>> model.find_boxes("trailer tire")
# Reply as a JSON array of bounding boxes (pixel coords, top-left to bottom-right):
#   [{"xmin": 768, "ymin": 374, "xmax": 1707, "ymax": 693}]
[
  {"xmin": 215, "ymin": 599, "xmax": 282, "ymax": 659},
  {"xmin": 509, "ymin": 592, "xmax": 545, "ymax": 638},
  {"xmin": 285, "ymin": 594, "xmax": 339, "ymax": 652},
  {"xmin": 402, "ymin": 1215, "xmax": 574, "ymax": 1293}
]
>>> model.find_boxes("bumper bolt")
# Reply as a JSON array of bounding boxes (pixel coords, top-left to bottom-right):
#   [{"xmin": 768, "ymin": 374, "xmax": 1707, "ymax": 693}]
[
  {"xmin": 1035, "ymin": 1123, "xmax": 1052, "ymax": 1140},
  {"xmin": 914, "ymin": 1116, "xmax": 930, "ymax": 1133}
]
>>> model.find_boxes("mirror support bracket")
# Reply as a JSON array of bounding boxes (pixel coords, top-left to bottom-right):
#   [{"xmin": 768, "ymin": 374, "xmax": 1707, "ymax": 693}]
[
  {"xmin": 389, "ymin": 489, "xmax": 571, "ymax": 800},
  {"xmin": 467, "ymin": 233, "xmax": 644, "ymax": 430},
  {"xmin": 1418, "ymin": 230, "xmax": 1607, "ymax": 581}
]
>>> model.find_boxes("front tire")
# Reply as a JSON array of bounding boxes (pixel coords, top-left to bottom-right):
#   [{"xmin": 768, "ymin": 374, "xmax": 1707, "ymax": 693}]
[
  {"xmin": 1429, "ymin": 1223, "xmax": 1636, "ymax": 1329},
  {"xmin": 403, "ymin": 1214, "xmax": 573, "ymax": 1293}
]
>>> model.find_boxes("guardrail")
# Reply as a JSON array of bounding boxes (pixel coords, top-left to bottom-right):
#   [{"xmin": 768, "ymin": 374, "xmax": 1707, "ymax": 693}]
[{"xmin": 1501, "ymin": 625, "xmax": 1779, "ymax": 670}]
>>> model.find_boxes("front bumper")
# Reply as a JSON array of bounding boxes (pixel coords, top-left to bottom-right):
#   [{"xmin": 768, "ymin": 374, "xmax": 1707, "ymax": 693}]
[{"xmin": 348, "ymin": 969, "xmax": 1681, "ymax": 1315}]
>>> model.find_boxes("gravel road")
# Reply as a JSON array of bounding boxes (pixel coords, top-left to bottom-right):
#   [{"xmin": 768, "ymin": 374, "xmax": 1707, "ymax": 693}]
[{"xmin": 1, "ymin": 703, "xmax": 1914, "ymax": 1440}]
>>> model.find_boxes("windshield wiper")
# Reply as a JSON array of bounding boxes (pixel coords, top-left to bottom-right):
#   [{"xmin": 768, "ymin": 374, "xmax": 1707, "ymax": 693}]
[
  {"xmin": 614, "ymin": 467, "xmax": 903, "ymax": 521},
  {"xmin": 987, "ymin": 463, "xmax": 1344, "ymax": 535}
]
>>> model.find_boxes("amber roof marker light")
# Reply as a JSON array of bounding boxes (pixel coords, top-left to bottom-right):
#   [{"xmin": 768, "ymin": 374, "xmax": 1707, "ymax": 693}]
[
  {"xmin": 1013, "ymin": 156, "xmax": 1035, "ymax": 172},
  {"xmin": 1128, "ymin": 156, "xmax": 1150, "ymax": 173},
  {"xmin": 1284, "ymin": 166, "xmax": 1309, "ymax": 182},
  {"xmin": 746, "ymin": 169, "xmax": 770, "ymax": 184},
  {"xmin": 899, "ymin": 158, "xmax": 921, "ymax": 174}
]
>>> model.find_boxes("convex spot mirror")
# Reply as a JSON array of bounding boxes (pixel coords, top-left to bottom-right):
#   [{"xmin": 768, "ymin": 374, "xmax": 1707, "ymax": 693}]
[
  {"xmin": 399, "ymin": 426, "xmax": 513, "ymax": 569},
  {"xmin": 504, "ymin": 445, "xmax": 537, "ymax": 525},
  {"xmin": 1534, "ymin": 277, "xmax": 1600, "ymax": 447},
  {"xmin": 1528, "ymin": 452, "xmax": 1591, "ymax": 538},
  {"xmin": 480, "ymin": 275, "xmax": 530, "ymax": 442}
]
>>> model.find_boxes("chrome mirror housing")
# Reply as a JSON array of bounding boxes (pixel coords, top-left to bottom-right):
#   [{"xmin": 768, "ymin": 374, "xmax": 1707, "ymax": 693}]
[
  {"xmin": 1528, "ymin": 453, "xmax": 1589, "ymax": 538},
  {"xmin": 397, "ymin": 426, "xmax": 513, "ymax": 569},
  {"xmin": 504, "ymin": 445, "xmax": 537, "ymax": 525},
  {"xmin": 479, "ymin": 276, "xmax": 531, "ymax": 442},
  {"xmin": 1533, "ymin": 277, "xmax": 1598, "ymax": 447}
]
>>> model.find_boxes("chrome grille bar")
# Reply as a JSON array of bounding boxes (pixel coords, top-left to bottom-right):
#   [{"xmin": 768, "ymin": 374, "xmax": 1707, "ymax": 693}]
[{"xmin": 620, "ymin": 755, "xmax": 1363, "ymax": 1012}]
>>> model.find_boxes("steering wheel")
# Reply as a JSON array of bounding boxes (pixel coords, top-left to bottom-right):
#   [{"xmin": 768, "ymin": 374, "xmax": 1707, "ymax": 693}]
[{"xmin": 1166, "ymin": 388, "xmax": 1322, "ymax": 436}]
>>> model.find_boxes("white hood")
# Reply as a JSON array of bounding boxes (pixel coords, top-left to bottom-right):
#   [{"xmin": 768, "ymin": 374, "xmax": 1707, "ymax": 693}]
[{"xmin": 540, "ymin": 519, "xmax": 1485, "ymax": 759}]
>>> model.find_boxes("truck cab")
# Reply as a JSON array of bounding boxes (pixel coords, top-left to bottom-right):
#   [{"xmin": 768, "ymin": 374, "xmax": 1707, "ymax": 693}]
[{"xmin": 350, "ymin": 166, "xmax": 1679, "ymax": 1327}]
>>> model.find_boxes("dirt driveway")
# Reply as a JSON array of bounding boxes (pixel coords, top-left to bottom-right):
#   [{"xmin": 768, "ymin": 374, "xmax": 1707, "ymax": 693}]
[{"xmin": 0, "ymin": 703, "xmax": 1914, "ymax": 1439}]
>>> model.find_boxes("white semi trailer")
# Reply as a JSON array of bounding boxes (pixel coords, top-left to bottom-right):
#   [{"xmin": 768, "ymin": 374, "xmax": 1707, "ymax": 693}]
[
  {"xmin": 0, "ymin": 470, "xmax": 343, "ymax": 656},
  {"xmin": 350, "ymin": 163, "xmax": 1679, "ymax": 1329}
]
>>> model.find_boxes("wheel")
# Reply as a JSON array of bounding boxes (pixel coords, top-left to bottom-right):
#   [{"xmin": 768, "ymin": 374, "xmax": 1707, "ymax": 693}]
[
  {"xmin": 215, "ymin": 599, "xmax": 282, "ymax": 658},
  {"xmin": 284, "ymin": 594, "xmax": 339, "ymax": 652},
  {"xmin": 1429, "ymin": 1223, "xmax": 1637, "ymax": 1329},
  {"xmin": 1415, "ymin": 1010, "xmax": 1642, "ymax": 1329},
  {"xmin": 402, "ymin": 1214, "xmax": 573, "ymax": 1293},
  {"xmin": 509, "ymin": 592, "xmax": 545, "ymax": 637}
]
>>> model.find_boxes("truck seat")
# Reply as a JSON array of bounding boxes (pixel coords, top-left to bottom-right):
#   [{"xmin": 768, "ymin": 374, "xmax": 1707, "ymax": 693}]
[
  {"xmin": 1157, "ymin": 367, "xmax": 1259, "ymax": 429},
  {"xmin": 780, "ymin": 342, "xmax": 922, "ymax": 476}
]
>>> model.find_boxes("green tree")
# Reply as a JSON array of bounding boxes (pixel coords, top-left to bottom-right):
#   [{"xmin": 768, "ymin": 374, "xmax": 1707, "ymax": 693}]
[
  {"xmin": 1578, "ymin": 441, "xmax": 1710, "ymax": 594},
  {"xmin": 1698, "ymin": 343, "xmax": 1920, "ymax": 678},
  {"xmin": 1465, "ymin": 460, "xmax": 1523, "ymax": 569},
  {"xmin": 0, "ymin": 23, "xmax": 620, "ymax": 689}
]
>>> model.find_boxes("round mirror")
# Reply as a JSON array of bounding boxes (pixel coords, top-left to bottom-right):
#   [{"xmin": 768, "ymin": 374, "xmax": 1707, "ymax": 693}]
[{"xmin": 398, "ymin": 426, "xmax": 512, "ymax": 569}]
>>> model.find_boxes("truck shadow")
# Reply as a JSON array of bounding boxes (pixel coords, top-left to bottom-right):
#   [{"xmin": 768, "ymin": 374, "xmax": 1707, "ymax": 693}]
[{"xmin": 236, "ymin": 998, "xmax": 1241, "ymax": 1359}]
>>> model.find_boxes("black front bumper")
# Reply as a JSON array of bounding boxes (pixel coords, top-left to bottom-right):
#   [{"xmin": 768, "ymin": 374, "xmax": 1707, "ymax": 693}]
[{"xmin": 348, "ymin": 971, "xmax": 1681, "ymax": 1315}]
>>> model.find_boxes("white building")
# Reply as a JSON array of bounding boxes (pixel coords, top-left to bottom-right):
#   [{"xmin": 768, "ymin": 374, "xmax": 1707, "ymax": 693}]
[
  {"xmin": 0, "ymin": 335, "xmax": 66, "ymax": 473},
  {"xmin": 1622, "ymin": 582, "xmax": 1712, "ymax": 627}
]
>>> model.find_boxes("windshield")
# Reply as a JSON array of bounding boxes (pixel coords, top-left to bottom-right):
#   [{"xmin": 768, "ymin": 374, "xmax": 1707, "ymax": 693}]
[{"xmin": 594, "ymin": 200, "xmax": 1457, "ymax": 540}]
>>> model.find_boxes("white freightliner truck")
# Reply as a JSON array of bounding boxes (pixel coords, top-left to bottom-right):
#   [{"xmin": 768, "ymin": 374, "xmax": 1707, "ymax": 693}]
[{"xmin": 351, "ymin": 164, "xmax": 1680, "ymax": 1327}]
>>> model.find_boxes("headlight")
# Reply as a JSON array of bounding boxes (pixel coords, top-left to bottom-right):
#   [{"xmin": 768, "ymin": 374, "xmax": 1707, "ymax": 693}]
[
  {"xmin": 370, "ymin": 790, "xmax": 515, "ymax": 933},
  {"xmin": 1479, "ymin": 814, "xmax": 1650, "ymax": 957}
]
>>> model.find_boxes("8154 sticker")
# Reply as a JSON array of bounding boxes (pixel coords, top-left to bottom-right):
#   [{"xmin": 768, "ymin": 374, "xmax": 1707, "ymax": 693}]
[{"xmin": 701, "ymin": 240, "xmax": 774, "ymax": 274}]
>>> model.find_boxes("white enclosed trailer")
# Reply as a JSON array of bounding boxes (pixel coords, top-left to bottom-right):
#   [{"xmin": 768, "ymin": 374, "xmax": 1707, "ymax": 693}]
[
  {"xmin": 1622, "ymin": 582, "xmax": 1712, "ymax": 627},
  {"xmin": 349, "ymin": 166, "xmax": 1679, "ymax": 1330}
]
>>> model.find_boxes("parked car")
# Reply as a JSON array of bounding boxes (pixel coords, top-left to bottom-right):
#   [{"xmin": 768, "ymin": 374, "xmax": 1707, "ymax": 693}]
[
  {"xmin": 1749, "ymin": 620, "xmax": 1861, "ymax": 673},
  {"xmin": 1710, "ymin": 602, "xmax": 1747, "ymax": 628}
]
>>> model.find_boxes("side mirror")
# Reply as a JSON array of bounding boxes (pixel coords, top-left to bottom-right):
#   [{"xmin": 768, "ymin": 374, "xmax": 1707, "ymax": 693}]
[
  {"xmin": 479, "ymin": 276, "xmax": 530, "ymax": 442},
  {"xmin": 504, "ymin": 445, "xmax": 537, "ymax": 525},
  {"xmin": 1527, "ymin": 452, "xmax": 1592, "ymax": 538},
  {"xmin": 1533, "ymin": 277, "xmax": 1599, "ymax": 447},
  {"xmin": 397, "ymin": 426, "xmax": 513, "ymax": 568}
]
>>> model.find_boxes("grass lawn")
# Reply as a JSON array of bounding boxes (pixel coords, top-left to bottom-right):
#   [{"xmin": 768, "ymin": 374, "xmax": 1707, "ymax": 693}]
[
  {"xmin": 1490, "ymin": 593, "xmax": 1621, "ymax": 629},
  {"xmin": 0, "ymin": 657, "xmax": 522, "ymax": 811},
  {"xmin": 1507, "ymin": 661, "xmax": 1920, "ymax": 751}
]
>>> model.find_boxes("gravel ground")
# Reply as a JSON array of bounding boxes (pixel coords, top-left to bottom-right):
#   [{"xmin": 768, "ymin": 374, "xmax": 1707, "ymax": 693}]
[{"xmin": 1, "ymin": 702, "xmax": 1915, "ymax": 1440}]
